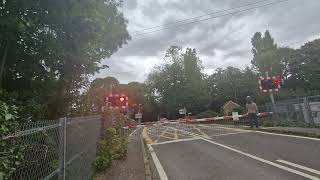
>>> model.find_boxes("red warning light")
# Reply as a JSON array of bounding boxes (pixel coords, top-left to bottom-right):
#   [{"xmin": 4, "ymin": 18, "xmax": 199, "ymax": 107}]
[
  {"xmin": 119, "ymin": 97, "xmax": 125, "ymax": 102},
  {"xmin": 274, "ymin": 78, "xmax": 280, "ymax": 85}
]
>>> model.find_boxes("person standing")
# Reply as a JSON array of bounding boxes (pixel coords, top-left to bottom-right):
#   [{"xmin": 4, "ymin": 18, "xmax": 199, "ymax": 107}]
[{"xmin": 246, "ymin": 96, "xmax": 259, "ymax": 128}]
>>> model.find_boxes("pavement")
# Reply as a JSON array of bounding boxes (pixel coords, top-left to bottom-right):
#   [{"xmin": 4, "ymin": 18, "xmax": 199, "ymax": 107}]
[
  {"xmin": 144, "ymin": 124, "xmax": 320, "ymax": 180},
  {"xmin": 259, "ymin": 127, "xmax": 320, "ymax": 136}
]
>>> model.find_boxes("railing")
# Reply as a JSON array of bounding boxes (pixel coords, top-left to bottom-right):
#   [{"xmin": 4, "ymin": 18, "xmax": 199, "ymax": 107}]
[{"xmin": 4, "ymin": 115, "xmax": 101, "ymax": 180}]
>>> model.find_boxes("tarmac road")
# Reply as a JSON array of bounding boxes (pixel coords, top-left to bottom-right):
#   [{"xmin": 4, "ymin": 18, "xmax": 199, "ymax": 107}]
[{"xmin": 147, "ymin": 124, "xmax": 320, "ymax": 180}]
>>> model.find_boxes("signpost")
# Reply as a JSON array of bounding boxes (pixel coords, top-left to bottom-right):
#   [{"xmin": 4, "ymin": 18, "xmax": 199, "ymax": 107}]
[
  {"xmin": 135, "ymin": 113, "xmax": 142, "ymax": 119},
  {"xmin": 232, "ymin": 112, "xmax": 239, "ymax": 121},
  {"xmin": 179, "ymin": 108, "xmax": 187, "ymax": 119},
  {"xmin": 135, "ymin": 113, "xmax": 142, "ymax": 125}
]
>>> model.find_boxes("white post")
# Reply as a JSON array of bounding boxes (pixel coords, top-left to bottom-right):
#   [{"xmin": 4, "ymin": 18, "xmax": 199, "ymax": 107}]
[{"xmin": 138, "ymin": 104, "xmax": 142, "ymax": 125}]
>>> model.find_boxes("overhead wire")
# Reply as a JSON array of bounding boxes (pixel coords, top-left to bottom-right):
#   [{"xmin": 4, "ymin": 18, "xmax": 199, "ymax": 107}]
[
  {"xmin": 131, "ymin": 0, "xmax": 274, "ymax": 35},
  {"xmin": 131, "ymin": 0, "xmax": 290, "ymax": 39}
]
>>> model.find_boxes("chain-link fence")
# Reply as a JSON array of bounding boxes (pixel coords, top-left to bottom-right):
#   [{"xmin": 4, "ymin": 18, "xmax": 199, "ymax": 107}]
[
  {"xmin": 259, "ymin": 95, "xmax": 320, "ymax": 126},
  {"xmin": 5, "ymin": 115, "xmax": 101, "ymax": 180}
]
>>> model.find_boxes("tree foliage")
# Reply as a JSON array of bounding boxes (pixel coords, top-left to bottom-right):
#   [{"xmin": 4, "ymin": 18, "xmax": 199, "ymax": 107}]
[
  {"xmin": 147, "ymin": 46, "xmax": 209, "ymax": 119},
  {"xmin": 0, "ymin": 0, "xmax": 130, "ymax": 120},
  {"xmin": 0, "ymin": 101, "xmax": 24, "ymax": 180}
]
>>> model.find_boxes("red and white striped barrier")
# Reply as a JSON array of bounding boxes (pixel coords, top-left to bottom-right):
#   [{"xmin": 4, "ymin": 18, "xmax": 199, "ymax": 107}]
[{"xmin": 123, "ymin": 112, "xmax": 273, "ymax": 129}]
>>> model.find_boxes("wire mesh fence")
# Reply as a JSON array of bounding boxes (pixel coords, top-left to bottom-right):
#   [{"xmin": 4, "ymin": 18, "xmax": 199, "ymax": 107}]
[
  {"xmin": 3, "ymin": 115, "xmax": 101, "ymax": 180},
  {"xmin": 259, "ymin": 95, "xmax": 320, "ymax": 126}
]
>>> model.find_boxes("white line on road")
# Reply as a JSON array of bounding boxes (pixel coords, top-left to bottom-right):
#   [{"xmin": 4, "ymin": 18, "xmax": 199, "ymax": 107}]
[
  {"xmin": 200, "ymin": 138, "xmax": 320, "ymax": 180},
  {"xmin": 209, "ymin": 131, "xmax": 250, "ymax": 137},
  {"xmin": 255, "ymin": 131, "xmax": 320, "ymax": 141},
  {"xmin": 277, "ymin": 159, "xmax": 320, "ymax": 176},
  {"xmin": 147, "ymin": 144, "xmax": 169, "ymax": 180},
  {"xmin": 129, "ymin": 127, "xmax": 139, "ymax": 137},
  {"xmin": 152, "ymin": 137, "xmax": 201, "ymax": 146}
]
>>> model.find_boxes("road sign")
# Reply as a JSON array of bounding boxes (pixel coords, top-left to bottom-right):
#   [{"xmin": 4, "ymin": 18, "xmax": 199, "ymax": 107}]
[
  {"xmin": 179, "ymin": 109, "xmax": 186, "ymax": 115},
  {"xmin": 232, "ymin": 112, "xmax": 239, "ymax": 121},
  {"xmin": 135, "ymin": 113, "xmax": 142, "ymax": 119}
]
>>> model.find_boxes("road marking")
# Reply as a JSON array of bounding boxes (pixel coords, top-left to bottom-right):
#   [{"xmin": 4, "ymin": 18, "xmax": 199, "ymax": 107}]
[
  {"xmin": 255, "ymin": 131, "xmax": 320, "ymax": 141},
  {"xmin": 210, "ymin": 131, "xmax": 250, "ymax": 137},
  {"xmin": 152, "ymin": 137, "xmax": 201, "ymax": 146},
  {"xmin": 197, "ymin": 124, "xmax": 251, "ymax": 133},
  {"xmin": 192, "ymin": 125, "xmax": 210, "ymax": 138},
  {"xmin": 200, "ymin": 138, "xmax": 320, "ymax": 180},
  {"xmin": 143, "ymin": 127, "xmax": 154, "ymax": 144},
  {"xmin": 277, "ymin": 159, "xmax": 320, "ymax": 176},
  {"xmin": 160, "ymin": 135, "xmax": 176, "ymax": 140},
  {"xmin": 169, "ymin": 126, "xmax": 208, "ymax": 139},
  {"xmin": 170, "ymin": 126, "xmax": 250, "ymax": 139},
  {"xmin": 174, "ymin": 129, "xmax": 178, "ymax": 139},
  {"xmin": 129, "ymin": 127, "xmax": 139, "ymax": 136},
  {"xmin": 147, "ymin": 144, "xmax": 169, "ymax": 180},
  {"xmin": 155, "ymin": 127, "xmax": 169, "ymax": 143}
]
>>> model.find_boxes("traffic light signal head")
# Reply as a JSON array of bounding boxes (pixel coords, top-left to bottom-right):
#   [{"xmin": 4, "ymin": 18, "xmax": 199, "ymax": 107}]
[
  {"xmin": 106, "ymin": 95, "xmax": 128, "ymax": 109},
  {"xmin": 259, "ymin": 76, "xmax": 281, "ymax": 92}
]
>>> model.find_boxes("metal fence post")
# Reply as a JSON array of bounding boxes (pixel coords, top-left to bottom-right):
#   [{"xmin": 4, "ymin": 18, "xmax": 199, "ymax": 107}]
[
  {"xmin": 303, "ymin": 97, "xmax": 312, "ymax": 123},
  {"xmin": 305, "ymin": 97, "xmax": 314, "ymax": 124},
  {"xmin": 59, "ymin": 117, "xmax": 67, "ymax": 180}
]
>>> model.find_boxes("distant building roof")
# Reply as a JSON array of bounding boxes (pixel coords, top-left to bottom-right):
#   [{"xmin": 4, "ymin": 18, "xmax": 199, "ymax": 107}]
[{"xmin": 223, "ymin": 101, "xmax": 240, "ymax": 110}]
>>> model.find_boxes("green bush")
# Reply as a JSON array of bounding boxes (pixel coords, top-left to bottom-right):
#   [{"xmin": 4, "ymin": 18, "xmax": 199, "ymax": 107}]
[
  {"xmin": 0, "ymin": 101, "xmax": 24, "ymax": 180},
  {"xmin": 262, "ymin": 120, "xmax": 275, "ymax": 127},
  {"xmin": 195, "ymin": 110, "xmax": 219, "ymax": 119},
  {"xmin": 93, "ymin": 127, "xmax": 128, "ymax": 173},
  {"xmin": 93, "ymin": 109, "xmax": 130, "ymax": 174}
]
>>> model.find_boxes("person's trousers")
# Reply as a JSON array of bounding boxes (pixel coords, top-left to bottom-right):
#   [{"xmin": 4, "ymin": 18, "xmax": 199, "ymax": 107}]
[{"xmin": 248, "ymin": 113, "xmax": 259, "ymax": 128}]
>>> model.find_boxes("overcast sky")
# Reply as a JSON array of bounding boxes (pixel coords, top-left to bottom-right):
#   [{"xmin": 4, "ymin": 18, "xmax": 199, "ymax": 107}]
[{"xmin": 95, "ymin": 0, "xmax": 320, "ymax": 83}]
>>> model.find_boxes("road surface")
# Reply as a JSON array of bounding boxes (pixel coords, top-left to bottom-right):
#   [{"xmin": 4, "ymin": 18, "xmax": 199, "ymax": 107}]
[{"xmin": 144, "ymin": 124, "xmax": 320, "ymax": 180}]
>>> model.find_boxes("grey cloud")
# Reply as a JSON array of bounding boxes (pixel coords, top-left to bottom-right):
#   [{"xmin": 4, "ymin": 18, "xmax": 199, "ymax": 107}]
[
  {"xmin": 124, "ymin": 0, "xmax": 137, "ymax": 10},
  {"xmin": 96, "ymin": 0, "xmax": 320, "ymax": 83}
]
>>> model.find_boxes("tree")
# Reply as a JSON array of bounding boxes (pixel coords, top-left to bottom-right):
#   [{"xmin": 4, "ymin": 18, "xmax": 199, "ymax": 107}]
[
  {"xmin": 251, "ymin": 30, "xmax": 280, "ymax": 76},
  {"xmin": 147, "ymin": 46, "xmax": 209, "ymax": 119},
  {"xmin": 298, "ymin": 39, "xmax": 320, "ymax": 91},
  {"xmin": 0, "ymin": 0, "xmax": 130, "ymax": 120},
  {"xmin": 207, "ymin": 67, "xmax": 267, "ymax": 112}
]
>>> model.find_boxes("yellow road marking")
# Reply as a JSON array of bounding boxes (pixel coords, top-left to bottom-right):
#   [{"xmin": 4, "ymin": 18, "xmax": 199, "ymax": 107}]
[
  {"xmin": 160, "ymin": 135, "xmax": 176, "ymax": 140},
  {"xmin": 155, "ymin": 127, "xmax": 169, "ymax": 143},
  {"xmin": 192, "ymin": 125, "xmax": 210, "ymax": 138},
  {"xmin": 143, "ymin": 127, "xmax": 154, "ymax": 144},
  {"xmin": 197, "ymin": 124, "xmax": 250, "ymax": 133},
  {"xmin": 174, "ymin": 129, "xmax": 178, "ymax": 139}
]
